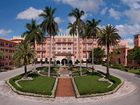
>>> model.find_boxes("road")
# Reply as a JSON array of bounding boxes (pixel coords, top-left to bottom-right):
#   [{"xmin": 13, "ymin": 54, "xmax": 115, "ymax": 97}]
[{"xmin": 0, "ymin": 64, "xmax": 139, "ymax": 105}]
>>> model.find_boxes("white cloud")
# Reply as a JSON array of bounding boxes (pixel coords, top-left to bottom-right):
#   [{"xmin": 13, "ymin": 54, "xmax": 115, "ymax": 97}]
[
  {"xmin": 16, "ymin": 7, "xmax": 42, "ymax": 20},
  {"xmin": 59, "ymin": 28, "xmax": 69, "ymax": 34},
  {"xmin": 120, "ymin": 0, "xmax": 140, "ymax": 23},
  {"xmin": 54, "ymin": 0, "xmax": 104, "ymax": 12},
  {"xmin": 125, "ymin": 38, "xmax": 134, "ymax": 48},
  {"xmin": 68, "ymin": 12, "xmax": 89, "ymax": 23},
  {"xmin": 68, "ymin": 17, "xmax": 75, "ymax": 23},
  {"xmin": 101, "ymin": 7, "xmax": 108, "ymax": 15},
  {"xmin": 54, "ymin": 17, "xmax": 64, "ymax": 24},
  {"xmin": 124, "ymin": 9, "xmax": 140, "ymax": 23},
  {"xmin": 121, "ymin": 0, "xmax": 140, "ymax": 9},
  {"xmin": 116, "ymin": 24, "xmax": 140, "ymax": 36},
  {"xmin": 0, "ymin": 29, "xmax": 12, "ymax": 36},
  {"xmin": 109, "ymin": 8, "xmax": 121, "ymax": 20}
]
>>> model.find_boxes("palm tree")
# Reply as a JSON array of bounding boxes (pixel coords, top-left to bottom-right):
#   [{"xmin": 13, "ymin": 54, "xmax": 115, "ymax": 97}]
[
  {"xmin": 68, "ymin": 8, "xmax": 85, "ymax": 76},
  {"xmin": 89, "ymin": 47, "xmax": 105, "ymax": 64},
  {"xmin": 85, "ymin": 19, "xmax": 101, "ymax": 72},
  {"xmin": 13, "ymin": 41, "xmax": 35, "ymax": 75},
  {"xmin": 68, "ymin": 22, "xmax": 77, "ymax": 65},
  {"xmin": 39, "ymin": 6, "xmax": 58, "ymax": 77},
  {"xmin": 22, "ymin": 19, "xmax": 45, "ymax": 70},
  {"xmin": 97, "ymin": 24, "xmax": 121, "ymax": 78}
]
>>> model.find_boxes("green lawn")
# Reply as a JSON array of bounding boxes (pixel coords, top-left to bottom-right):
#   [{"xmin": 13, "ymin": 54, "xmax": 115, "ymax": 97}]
[
  {"xmin": 39, "ymin": 67, "xmax": 58, "ymax": 76},
  {"xmin": 9, "ymin": 73, "xmax": 55, "ymax": 95},
  {"xmin": 71, "ymin": 67, "xmax": 91, "ymax": 76},
  {"xmin": 128, "ymin": 69, "xmax": 140, "ymax": 75},
  {"xmin": 110, "ymin": 64, "xmax": 140, "ymax": 75},
  {"xmin": 74, "ymin": 73, "xmax": 121, "ymax": 95}
]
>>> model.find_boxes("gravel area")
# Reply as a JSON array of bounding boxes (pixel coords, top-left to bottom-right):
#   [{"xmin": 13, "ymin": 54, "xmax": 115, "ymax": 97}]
[{"xmin": 0, "ymin": 79, "xmax": 136, "ymax": 104}]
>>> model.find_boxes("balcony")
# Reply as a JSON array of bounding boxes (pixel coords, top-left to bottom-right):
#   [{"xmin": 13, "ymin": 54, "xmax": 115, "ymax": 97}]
[
  {"xmin": 55, "ymin": 52, "xmax": 74, "ymax": 56},
  {"xmin": 36, "ymin": 49, "xmax": 46, "ymax": 52},
  {"xmin": 55, "ymin": 41, "xmax": 73, "ymax": 44},
  {"xmin": 83, "ymin": 41, "xmax": 93, "ymax": 44},
  {"xmin": 83, "ymin": 48, "xmax": 91, "ymax": 52}
]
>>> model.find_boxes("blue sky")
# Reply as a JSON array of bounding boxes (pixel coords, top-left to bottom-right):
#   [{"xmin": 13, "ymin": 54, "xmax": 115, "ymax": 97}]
[{"xmin": 1, "ymin": 0, "xmax": 140, "ymax": 47}]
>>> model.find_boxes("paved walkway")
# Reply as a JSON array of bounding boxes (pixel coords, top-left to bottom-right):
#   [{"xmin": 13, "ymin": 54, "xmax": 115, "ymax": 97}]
[
  {"xmin": 58, "ymin": 66, "xmax": 70, "ymax": 77},
  {"xmin": 0, "ymin": 64, "xmax": 138, "ymax": 105},
  {"xmin": 56, "ymin": 78, "xmax": 75, "ymax": 97}
]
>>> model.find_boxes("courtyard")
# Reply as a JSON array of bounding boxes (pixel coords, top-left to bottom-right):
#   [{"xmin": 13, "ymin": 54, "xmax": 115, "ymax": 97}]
[{"xmin": 0, "ymin": 64, "xmax": 138, "ymax": 105}]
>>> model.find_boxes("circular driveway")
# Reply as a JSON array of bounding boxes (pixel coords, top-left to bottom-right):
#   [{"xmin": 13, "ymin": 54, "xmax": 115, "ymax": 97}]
[{"xmin": 0, "ymin": 64, "xmax": 140, "ymax": 105}]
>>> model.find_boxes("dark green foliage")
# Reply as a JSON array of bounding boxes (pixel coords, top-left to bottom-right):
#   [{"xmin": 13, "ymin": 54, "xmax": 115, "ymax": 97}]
[
  {"xmin": 22, "ymin": 19, "xmax": 45, "ymax": 45},
  {"xmin": 128, "ymin": 47, "xmax": 140, "ymax": 64},
  {"xmin": 39, "ymin": 6, "xmax": 59, "ymax": 77},
  {"xmin": 89, "ymin": 47, "xmax": 105, "ymax": 64},
  {"xmin": 97, "ymin": 24, "xmax": 121, "ymax": 78},
  {"xmin": 13, "ymin": 41, "xmax": 35, "ymax": 74}
]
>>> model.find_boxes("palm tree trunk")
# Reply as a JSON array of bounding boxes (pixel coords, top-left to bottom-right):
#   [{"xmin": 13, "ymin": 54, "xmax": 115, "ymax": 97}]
[
  {"xmin": 52, "ymin": 36, "xmax": 55, "ymax": 66},
  {"xmin": 33, "ymin": 41, "xmax": 36, "ymax": 71},
  {"xmin": 41, "ymin": 43, "xmax": 43, "ymax": 66},
  {"xmin": 77, "ymin": 32, "xmax": 82, "ymax": 76},
  {"xmin": 24, "ymin": 64, "xmax": 27, "ymax": 74},
  {"xmin": 73, "ymin": 35, "xmax": 75, "ymax": 65},
  {"xmin": 106, "ymin": 43, "xmax": 110, "ymax": 78},
  {"xmin": 85, "ymin": 39, "xmax": 88, "ymax": 68},
  {"xmin": 92, "ymin": 39, "xmax": 95, "ymax": 73},
  {"xmin": 48, "ymin": 36, "xmax": 52, "ymax": 77}
]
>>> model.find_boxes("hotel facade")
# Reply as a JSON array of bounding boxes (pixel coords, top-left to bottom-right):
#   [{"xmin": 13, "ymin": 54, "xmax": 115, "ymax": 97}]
[
  {"xmin": 35, "ymin": 34, "xmax": 128, "ymax": 65},
  {"xmin": 0, "ymin": 38, "xmax": 17, "ymax": 68},
  {"xmin": 35, "ymin": 34, "xmax": 98, "ymax": 64},
  {"xmin": 0, "ymin": 34, "xmax": 129, "ymax": 68}
]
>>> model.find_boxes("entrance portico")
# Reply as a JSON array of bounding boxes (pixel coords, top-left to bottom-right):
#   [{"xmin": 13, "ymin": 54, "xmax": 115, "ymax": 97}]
[{"xmin": 55, "ymin": 53, "xmax": 74, "ymax": 65}]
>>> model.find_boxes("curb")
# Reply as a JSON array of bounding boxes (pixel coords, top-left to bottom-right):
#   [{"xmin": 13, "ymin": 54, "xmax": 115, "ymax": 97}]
[
  {"xmin": 71, "ymin": 78, "xmax": 80, "ymax": 97},
  {"xmin": 51, "ymin": 78, "xmax": 58, "ymax": 98}
]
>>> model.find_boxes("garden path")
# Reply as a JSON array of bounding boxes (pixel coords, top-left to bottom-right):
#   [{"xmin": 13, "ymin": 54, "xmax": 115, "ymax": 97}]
[{"xmin": 55, "ymin": 78, "xmax": 75, "ymax": 97}]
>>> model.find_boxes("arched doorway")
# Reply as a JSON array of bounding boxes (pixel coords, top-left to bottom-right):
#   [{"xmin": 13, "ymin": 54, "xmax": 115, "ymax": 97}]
[
  {"xmin": 61, "ymin": 58, "xmax": 68, "ymax": 65},
  {"xmin": 56, "ymin": 60, "xmax": 60, "ymax": 65},
  {"xmin": 68, "ymin": 60, "xmax": 73, "ymax": 65}
]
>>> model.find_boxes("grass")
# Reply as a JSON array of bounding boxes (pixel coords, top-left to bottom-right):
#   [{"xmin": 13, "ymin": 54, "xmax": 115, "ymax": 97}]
[
  {"xmin": 71, "ymin": 67, "xmax": 91, "ymax": 76},
  {"xmin": 110, "ymin": 64, "xmax": 140, "ymax": 75},
  {"xmin": 74, "ymin": 72, "xmax": 121, "ymax": 95},
  {"xmin": 9, "ymin": 73, "xmax": 55, "ymax": 95},
  {"xmin": 128, "ymin": 69, "xmax": 140, "ymax": 75},
  {"xmin": 39, "ymin": 67, "xmax": 58, "ymax": 76}
]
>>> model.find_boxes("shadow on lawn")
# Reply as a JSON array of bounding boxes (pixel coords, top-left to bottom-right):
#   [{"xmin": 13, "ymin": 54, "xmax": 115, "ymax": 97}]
[{"xmin": 27, "ymin": 73, "xmax": 39, "ymax": 78}]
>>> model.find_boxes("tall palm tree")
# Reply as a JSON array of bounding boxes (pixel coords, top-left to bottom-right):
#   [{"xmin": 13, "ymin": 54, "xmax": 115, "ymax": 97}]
[
  {"xmin": 22, "ymin": 19, "xmax": 45, "ymax": 70},
  {"xmin": 97, "ymin": 24, "xmax": 121, "ymax": 78},
  {"xmin": 85, "ymin": 19, "xmax": 101, "ymax": 72},
  {"xmin": 13, "ymin": 41, "xmax": 35, "ymax": 75},
  {"xmin": 68, "ymin": 8, "xmax": 85, "ymax": 76},
  {"xmin": 39, "ymin": 6, "xmax": 58, "ymax": 77},
  {"xmin": 68, "ymin": 22, "xmax": 77, "ymax": 65}
]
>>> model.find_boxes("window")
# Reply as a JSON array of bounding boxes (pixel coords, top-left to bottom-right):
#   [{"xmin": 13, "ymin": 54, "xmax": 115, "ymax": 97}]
[
  {"xmin": 68, "ymin": 48, "xmax": 71, "ymax": 50},
  {"xmin": 57, "ymin": 47, "xmax": 61, "ymax": 50},
  {"xmin": 68, "ymin": 39, "xmax": 71, "ymax": 42}
]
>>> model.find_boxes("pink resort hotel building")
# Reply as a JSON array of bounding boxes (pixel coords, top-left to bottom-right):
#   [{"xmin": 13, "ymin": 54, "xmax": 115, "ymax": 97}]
[
  {"xmin": 2, "ymin": 33, "xmax": 140, "ymax": 69},
  {"xmin": 35, "ymin": 34, "xmax": 128, "ymax": 65}
]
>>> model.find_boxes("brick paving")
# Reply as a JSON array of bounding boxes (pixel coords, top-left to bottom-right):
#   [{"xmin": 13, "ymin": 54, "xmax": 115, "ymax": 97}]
[{"xmin": 55, "ymin": 78, "xmax": 75, "ymax": 97}]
